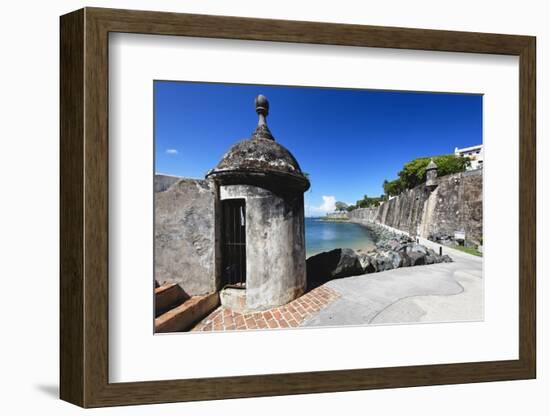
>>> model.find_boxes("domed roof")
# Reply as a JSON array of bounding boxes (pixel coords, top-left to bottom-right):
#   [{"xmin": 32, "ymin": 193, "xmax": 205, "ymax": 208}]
[
  {"xmin": 426, "ymin": 158, "xmax": 438, "ymax": 170},
  {"xmin": 206, "ymin": 95, "xmax": 310, "ymax": 193}
]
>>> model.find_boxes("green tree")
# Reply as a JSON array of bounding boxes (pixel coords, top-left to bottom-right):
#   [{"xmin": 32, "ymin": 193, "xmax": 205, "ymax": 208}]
[
  {"xmin": 398, "ymin": 155, "xmax": 469, "ymax": 190},
  {"xmin": 383, "ymin": 178, "xmax": 405, "ymax": 196},
  {"xmin": 382, "ymin": 154, "xmax": 469, "ymax": 197},
  {"xmin": 334, "ymin": 201, "xmax": 348, "ymax": 212},
  {"xmin": 355, "ymin": 194, "xmax": 383, "ymax": 208}
]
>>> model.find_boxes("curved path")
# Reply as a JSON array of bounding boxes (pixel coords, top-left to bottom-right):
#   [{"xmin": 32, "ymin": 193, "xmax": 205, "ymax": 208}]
[{"xmin": 301, "ymin": 243, "xmax": 483, "ymax": 327}]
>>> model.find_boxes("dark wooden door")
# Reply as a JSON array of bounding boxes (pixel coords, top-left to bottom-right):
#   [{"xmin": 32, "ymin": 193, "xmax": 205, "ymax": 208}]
[{"xmin": 221, "ymin": 199, "xmax": 246, "ymax": 288}]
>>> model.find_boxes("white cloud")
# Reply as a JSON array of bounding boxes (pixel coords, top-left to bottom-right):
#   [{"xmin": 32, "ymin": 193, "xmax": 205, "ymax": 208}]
[
  {"xmin": 165, "ymin": 149, "xmax": 178, "ymax": 155},
  {"xmin": 305, "ymin": 195, "xmax": 336, "ymax": 217}
]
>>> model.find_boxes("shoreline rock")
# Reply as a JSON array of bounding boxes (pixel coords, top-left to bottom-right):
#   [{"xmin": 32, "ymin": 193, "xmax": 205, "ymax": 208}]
[
  {"xmin": 306, "ymin": 248, "xmax": 364, "ymax": 287},
  {"xmin": 306, "ymin": 226, "xmax": 452, "ymax": 287}
]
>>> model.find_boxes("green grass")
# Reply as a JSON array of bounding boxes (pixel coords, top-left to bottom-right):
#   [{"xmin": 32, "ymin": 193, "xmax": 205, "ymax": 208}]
[{"xmin": 452, "ymin": 245, "xmax": 483, "ymax": 257}]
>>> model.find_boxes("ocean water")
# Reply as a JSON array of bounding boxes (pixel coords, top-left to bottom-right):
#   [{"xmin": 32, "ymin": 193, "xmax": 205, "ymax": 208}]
[{"xmin": 305, "ymin": 218, "xmax": 376, "ymax": 258}]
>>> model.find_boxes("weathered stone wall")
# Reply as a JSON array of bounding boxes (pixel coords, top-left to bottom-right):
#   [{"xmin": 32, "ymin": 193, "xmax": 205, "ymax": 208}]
[
  {"xmin": 155, "ymin": 175, "xmax": 219, "ymax": 295},
  {"xmin": 348, "ymin": 169, "xmax": 483, "ymax": 245},
  {"xmin": 324, "ymin": 212, "xmax": 348, "ymax": 220},
  {"xmin": 154, "ymin": 174, "xmax": 181, "ymax": 193},
  {"xmin": 220, "ymin": 185, "xmax": 306, "ymax": 311}
]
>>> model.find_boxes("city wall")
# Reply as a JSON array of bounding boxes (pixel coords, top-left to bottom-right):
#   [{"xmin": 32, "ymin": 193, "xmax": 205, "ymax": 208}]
[{"xmin": 348, "ymin": 169, "xmax": 483, "ymax": 245}]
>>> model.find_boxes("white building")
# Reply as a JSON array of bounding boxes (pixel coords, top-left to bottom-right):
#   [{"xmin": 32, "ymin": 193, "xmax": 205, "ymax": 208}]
[{"xmin": 455, "ymin": 144, "xmax": 483, "ymax": 170}]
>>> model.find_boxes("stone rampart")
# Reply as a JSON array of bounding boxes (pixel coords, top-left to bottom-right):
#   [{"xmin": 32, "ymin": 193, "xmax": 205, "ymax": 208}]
[
  {"xmin": 155, "ymin": 175, "xmax": 219, "ymax": 295},
  {"xmin": 348, "ymin": 169, "xmax": 482, "ymax": 245}
]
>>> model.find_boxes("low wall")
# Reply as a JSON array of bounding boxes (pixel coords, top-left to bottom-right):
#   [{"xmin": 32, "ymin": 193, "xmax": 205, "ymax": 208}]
[
  {"xmin": 349, "ymin": 169, "xmax": 482, "ymax": 245},
  {"xmin": 155, "ymin": 175, "xmax": 219, "ymax": 295},
  {"xmin": 324, "ymin": 212, "xmax": 348, "ymax": 220}
]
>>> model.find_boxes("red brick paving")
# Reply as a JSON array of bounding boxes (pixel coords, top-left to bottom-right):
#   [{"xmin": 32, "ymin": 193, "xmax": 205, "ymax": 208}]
[{"xmin": 192, "ymin": 286, "xmax": 340, "ymax": 332}]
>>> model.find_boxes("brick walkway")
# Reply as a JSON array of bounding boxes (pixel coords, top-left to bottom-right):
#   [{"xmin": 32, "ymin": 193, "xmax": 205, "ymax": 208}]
[{"xmin": 191, "ymin": 286, "xmax": 340, "ymax": 332}]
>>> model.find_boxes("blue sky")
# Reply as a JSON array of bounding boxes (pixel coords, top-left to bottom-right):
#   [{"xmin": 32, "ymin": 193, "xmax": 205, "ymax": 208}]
[{"xmin": 155, "ymin": 81, "xmax": 482, "ymax": 217}]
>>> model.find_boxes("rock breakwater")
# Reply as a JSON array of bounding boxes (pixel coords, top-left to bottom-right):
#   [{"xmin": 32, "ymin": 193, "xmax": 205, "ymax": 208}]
[{"xmin": 306, "ymin": 223, "xmax": 452, "ymax": 288}]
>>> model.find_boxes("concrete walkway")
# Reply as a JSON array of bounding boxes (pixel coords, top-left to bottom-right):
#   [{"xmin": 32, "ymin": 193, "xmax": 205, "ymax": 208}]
[{"xmin": 302, "ymin": 239, "xmax": 483, "ymax": 327}]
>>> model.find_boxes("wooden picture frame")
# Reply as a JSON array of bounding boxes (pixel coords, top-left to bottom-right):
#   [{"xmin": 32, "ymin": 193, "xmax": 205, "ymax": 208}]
[{"xmin": 60, "ymin": 7, "xmax": 536, "ymax": 408}]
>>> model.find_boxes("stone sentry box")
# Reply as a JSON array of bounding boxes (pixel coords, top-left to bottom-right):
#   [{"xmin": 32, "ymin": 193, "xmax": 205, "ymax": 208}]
[
  {"xmin": 207, "ymin": 95, "xmax": 310, "ymax": 311},
  {"xmin": 155, "ymin": 95, "xmax": 310, "ymax": 312}
]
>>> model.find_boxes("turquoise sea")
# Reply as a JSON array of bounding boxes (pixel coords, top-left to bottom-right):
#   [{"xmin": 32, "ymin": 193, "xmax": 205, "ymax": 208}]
[{"xmin": 305, "ymin": 218, "xmax": 376, "ymax": 258}]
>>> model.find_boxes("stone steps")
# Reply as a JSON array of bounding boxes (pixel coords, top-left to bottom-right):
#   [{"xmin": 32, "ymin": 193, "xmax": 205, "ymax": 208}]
[
  {"xmin": 155, "ymin": 292, "xmax": 220, "ymax": 333},
  {"xmin": 154, "ymin": 283, "xmax": 189, "ymax": 317}
]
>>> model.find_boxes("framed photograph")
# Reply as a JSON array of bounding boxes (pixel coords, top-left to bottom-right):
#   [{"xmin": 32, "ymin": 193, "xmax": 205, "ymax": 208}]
[{"xmin": 60, "ymin": 7, "xmax": 536, "ymax": 408}]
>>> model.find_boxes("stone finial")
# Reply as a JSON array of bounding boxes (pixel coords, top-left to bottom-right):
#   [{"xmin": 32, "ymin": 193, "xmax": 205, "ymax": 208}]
[
  {"xmin": 426, "ymin": 158, "xmax": 438, "ymax": 170},
  {"xmin": 252, "ymin": 94, "xmax": 274, "ymax": 141},
  {"xmin": 255, "ymin": 94, "xmax": 269, "ymax": 116}
]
